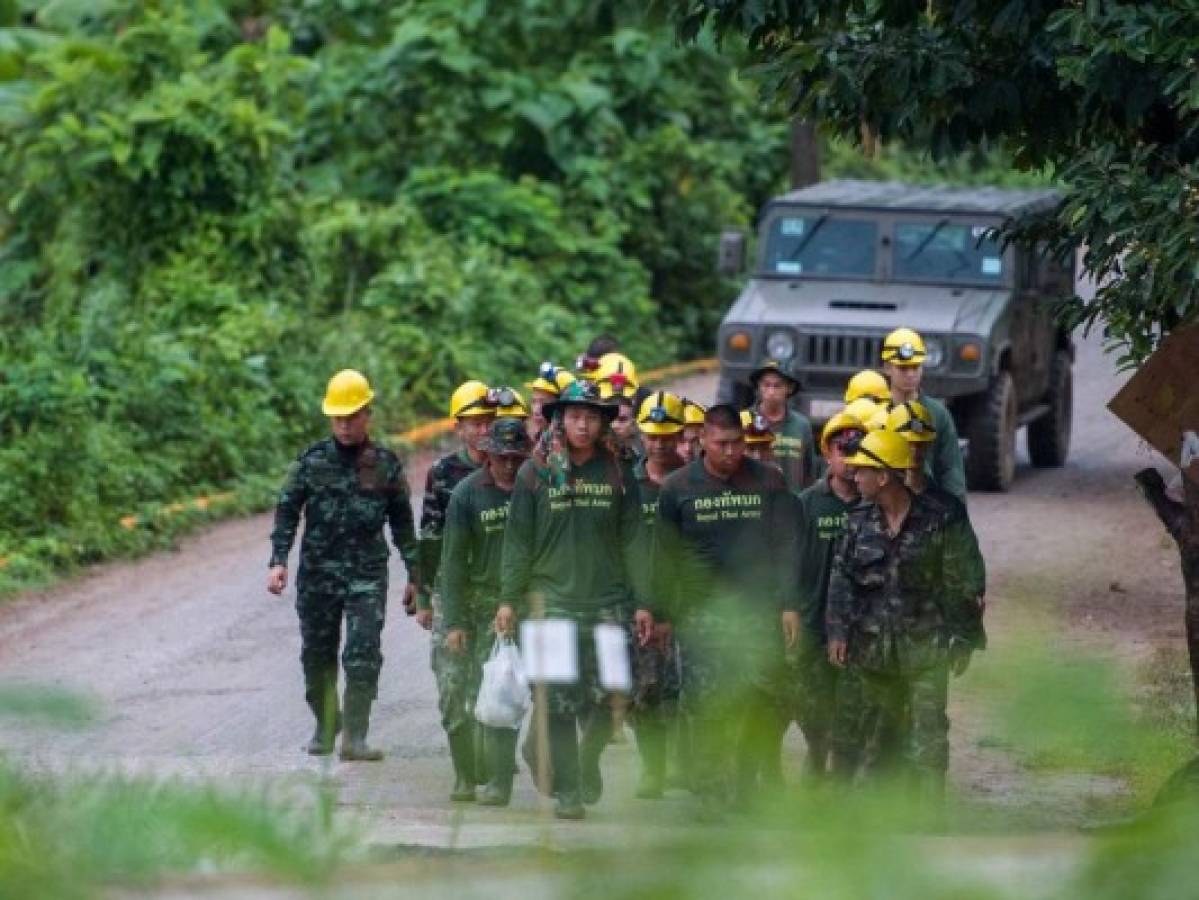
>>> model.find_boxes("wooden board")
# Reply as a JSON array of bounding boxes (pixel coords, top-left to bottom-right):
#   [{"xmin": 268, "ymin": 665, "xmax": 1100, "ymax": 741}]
[{"xmin": 1108, "ymin": 323, "xmax": 1199, "ymax": 483}]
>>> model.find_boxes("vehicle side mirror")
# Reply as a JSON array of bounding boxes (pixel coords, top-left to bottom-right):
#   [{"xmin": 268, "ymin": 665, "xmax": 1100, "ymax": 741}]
[{"xmin": 717, "ymin": 230, "xmax": 746, "ymax": 276}]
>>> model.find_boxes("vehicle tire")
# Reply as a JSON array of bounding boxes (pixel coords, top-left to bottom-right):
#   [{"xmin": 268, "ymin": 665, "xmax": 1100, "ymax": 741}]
[
  {"xmin": 965, "ymin": 371, "xmax": 1018, "ymax": 492},
  {"xmin": 1027, "ymin": 350, "xmax": 1072, "ymax": 467}
]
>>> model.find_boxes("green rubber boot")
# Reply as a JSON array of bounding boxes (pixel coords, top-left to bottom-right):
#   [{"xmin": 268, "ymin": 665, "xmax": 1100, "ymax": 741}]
[
  {"xmin": 478, "ymin": 727, "xmax": 518, "ymax": 807},
  {"xmin": 338, "ymin": 685, "xmax": 383, "ymax": 762},
  {"xmin": 550, "ymin": 714, "xmax": 585, "ymax": 820},
  {"xmin": 447, "ymin": 727, "xmax": 477, "ymax": 802}
]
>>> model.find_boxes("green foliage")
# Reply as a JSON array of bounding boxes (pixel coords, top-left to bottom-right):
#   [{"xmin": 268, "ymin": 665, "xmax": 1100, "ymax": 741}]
[
  {"xmin": 0, "ymin": 1, "xmax": 787, "ymax": 585},
  {"xmin": 0, "ymin": 762, "xmax": 346, "ymax": 898},
  {"xmin": 670, "ymin": 0, "xmax": 1199, "ymax": 365}
]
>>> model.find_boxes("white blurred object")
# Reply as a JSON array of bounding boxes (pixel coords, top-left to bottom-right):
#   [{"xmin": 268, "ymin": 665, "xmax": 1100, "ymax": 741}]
[
  {"xmin": 594, "ymin": 623, "xmax": 632, "ymax": 693},
  {"xmin": 520, "ymin": 619, "xmax": 578, "ymax": 683},
  {"xmin": 474, "ymin": 637, "xmax": 530, "ymax": 729}
]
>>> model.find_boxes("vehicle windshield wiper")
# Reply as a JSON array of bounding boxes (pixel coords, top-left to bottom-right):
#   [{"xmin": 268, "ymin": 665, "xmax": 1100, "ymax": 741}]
[
  {"xmin": 905, "ymin": 218, "xmax": 950, "ymax": 261},
  {"xmin": 787, "ymin": 213, "xmax": 829, "ymax": 260}
]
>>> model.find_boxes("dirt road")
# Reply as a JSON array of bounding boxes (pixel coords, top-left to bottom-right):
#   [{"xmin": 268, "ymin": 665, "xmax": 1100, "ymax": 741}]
[{"xmin": 0, "ymin": 331, "xmax": 1187, "ymax": 844}]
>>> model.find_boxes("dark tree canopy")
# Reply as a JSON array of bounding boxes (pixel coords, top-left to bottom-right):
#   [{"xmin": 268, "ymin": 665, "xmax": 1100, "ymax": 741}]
[{"xmin": 669, "ymin": 0, "xmax": 1199, "ymax": 367}]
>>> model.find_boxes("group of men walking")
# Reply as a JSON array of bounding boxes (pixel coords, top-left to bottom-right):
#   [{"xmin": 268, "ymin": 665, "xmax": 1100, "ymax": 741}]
[{"xmin": 268, "ymin": 327, "xmax": 986, "ymax": 820}]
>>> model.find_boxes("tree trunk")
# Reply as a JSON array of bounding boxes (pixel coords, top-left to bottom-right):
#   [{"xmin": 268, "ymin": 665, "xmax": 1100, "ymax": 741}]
[
  {"xmin": 790, "ymin": 119, "xmax": 820, "ymax": 189},
  {"xmin": 1136, "ymin": 468, "xmax": 1199, "ymax": 735}
]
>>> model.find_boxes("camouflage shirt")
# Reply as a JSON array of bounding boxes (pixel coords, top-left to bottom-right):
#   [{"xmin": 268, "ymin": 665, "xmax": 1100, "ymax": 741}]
[
  {"xmin": 417, "ymin": 448, "xmax": 480, "ymax": 609},
  {"xmin": 826, "ymin": 491, "xmax": 985, "ymax": 673},
  {"xmin": 269, "ymin": 437, "xmax": 419, "ymax": 581}
]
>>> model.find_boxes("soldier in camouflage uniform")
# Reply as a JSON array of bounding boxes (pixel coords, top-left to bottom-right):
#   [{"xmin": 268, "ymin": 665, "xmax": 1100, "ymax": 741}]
[
  {"xmin": 267, "ymin": 369, "xmax": 419, "ymax": 761},
  {"xmin": 652, "ymin": 404, "xmax": 800, "ymax": 817},
  {"xmin": 826, "ymin": 430, "xmax": 985, "ymax": 796},
  {"xmin": 500, "ymin": 379, "xmax": 645, "ymax": 820},
  {"xmin": 749, "ymin": 359, "xmax": 818, "ymax": 492},
  {"xmin": 418, "ymin": 380, "xmax": 496, "ymax": 800},
  {"xmin": 440, "ymin": 417, "xmax": 532, "ymax": 806}
]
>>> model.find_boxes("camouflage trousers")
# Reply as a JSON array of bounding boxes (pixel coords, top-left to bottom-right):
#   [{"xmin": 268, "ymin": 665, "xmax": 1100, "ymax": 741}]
[
  {"xmin": 855, "ymin": 663, "xmax": 950, "ymax": 780},
  {"xmin": 631, "ymin": 635, "xmax": 682, "ymax": 722},
  {"xmin": 791, "ymin": 642, "xmax": 868, "ymax": 778},
  {"xmin": 296, "ymin": 568, "xmax": 388, "ymax": 703},
  {"xmin": 430, "ymin": 596, "xmax": 492, "ymax": 737}
]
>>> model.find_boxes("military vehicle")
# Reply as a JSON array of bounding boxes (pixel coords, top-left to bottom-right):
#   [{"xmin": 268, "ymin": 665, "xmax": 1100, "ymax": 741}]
[{"xmin": 715, "ymin": 179, "xmax": 1074, "ymax": 492}]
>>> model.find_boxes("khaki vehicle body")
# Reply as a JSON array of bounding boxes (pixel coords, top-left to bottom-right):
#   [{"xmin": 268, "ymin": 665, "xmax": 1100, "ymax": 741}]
[{"xmin": 716, "ymin": 180, "xmax": 1075, "ymax": 491}]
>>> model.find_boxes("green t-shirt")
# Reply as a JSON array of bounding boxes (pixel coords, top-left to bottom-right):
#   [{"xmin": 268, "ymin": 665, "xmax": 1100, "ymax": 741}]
[
  {"xmin": 756, "ymin": 406, "xmax": 819, "ymax": 493},
  {"xmin": 439, "ymin": 467, "xmax": 513, "ymax": 631},
  {"xmin": 500, "ymin": 448, "xmax": 640, "ymax": 622},
  {"xmin": 920, "ymin": 393, "xmax": 967, "ymax": 503},
  {"xmin": 796, "ymin": 477, "xmax": 857, "ymax": 644},
  {"xmin": 652, "ymin": 457, "xmax": 800, "ymax": 630}
]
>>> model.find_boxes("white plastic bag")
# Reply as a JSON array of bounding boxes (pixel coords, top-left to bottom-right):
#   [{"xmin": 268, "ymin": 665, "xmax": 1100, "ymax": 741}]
[{"xmin": 474, "ymin": 636, "xmax": 531, "ymax": 729}]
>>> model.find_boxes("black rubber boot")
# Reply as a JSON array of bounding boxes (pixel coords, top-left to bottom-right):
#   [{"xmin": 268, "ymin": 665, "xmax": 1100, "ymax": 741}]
[
  {"xmin": 447, "ymin": 728, "xmax": 476, "ymax": 801},
  {"xmin": 549, "ymin": 714, "xmax": 584, "ymax": 819},
  {"xmin": 578, "ymin": 709, "xmax": 610, "ymax": 806},
  {"xmin": 338, "ymin": 685, "xmax": 384, "ymax": 761},
  {"xmin": 478, "ymin": 727, "xmax": 518, "ymax": 807},
  {"xmin": 633, "ymin": 717, "xmax": 666, "ymax": 800},
  {"xmin": 304, "ymin": 670, "xmax": 340, "ymax": 755}
]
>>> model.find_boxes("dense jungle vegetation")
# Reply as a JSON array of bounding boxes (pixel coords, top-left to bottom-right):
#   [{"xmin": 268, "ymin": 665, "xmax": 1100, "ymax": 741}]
[{"xmin": 0, "ymin": 1, "xmax": 1039, "ymax": 587}]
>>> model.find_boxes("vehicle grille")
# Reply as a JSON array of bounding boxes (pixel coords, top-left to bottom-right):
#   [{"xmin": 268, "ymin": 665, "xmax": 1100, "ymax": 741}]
[{"xmin": 803, "ymin": 332, "xmax": 885, "ymax": 370}]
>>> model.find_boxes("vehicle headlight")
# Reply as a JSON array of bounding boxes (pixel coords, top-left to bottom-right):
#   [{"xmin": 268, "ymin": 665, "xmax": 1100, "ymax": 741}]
[
  {"xmin": 924, "ymin": 337, "xmax": 945, "ymax": 369},
  {"xmin": 765, "ymin": 331, "xmax": 796, "ymax": 360}
]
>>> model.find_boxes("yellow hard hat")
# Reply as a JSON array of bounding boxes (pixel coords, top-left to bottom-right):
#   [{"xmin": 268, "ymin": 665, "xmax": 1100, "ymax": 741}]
[
  {"xmin": 820, "ymin": 411, "xmax": 867, "ymax": 454},
  {"xmin": 449, "ymin": 380, "xmax": 495, "ymax": 419},
  {"xmin": 845, "ymin": 369, "xmax": 892, "ymax": 405},
  {"xmin": 637, "ymin": 391, "xmax": 685, "ymax": 435},
  {"xmin": 683, "ymin": 399, "xmax": 706, "ymax": 427},
  {"xmin": 866, "ymin": 406, "xmax": 890, "ymax": 432},
  {"xmin": 322, "ymin": 369, "xmax": 374, "ymax": 416},
  {"xmin": 846, "ymin": 429, "xmax": 914, "ymax": 471},
  {"xmin": 881, "ymin": 328, "xmax": 927, "ymax": 365},
  {"xmin": 886, "ymin": 400, "xmax": 936, "ymax": 443},
  {"xmin": 526, "ymin": 362, "xmax": 576, "ymax": 396},
  {"xmin": 741, "ymin": 409, "xmax": 776, "ymax": 445},
  {"xmin": 594, "ymin": 352, "xmax": 639, "ymax": 397},
  {"xmin": 495, "ymin": 387, "xmax": 529, "ymax": 419},
  {"xmin": 843, "ymin": 397, "xmax": 882, "ymax": 426}
]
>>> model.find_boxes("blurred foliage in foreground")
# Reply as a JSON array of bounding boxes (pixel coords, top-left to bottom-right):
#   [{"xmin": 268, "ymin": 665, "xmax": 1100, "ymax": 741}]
[
  {"xmin": 0, "ymin": 1, "xmax": 1042, "ymax": 589},
  {"xmin": 2, "ymin": 620, "xmax": 1198, "ymax": 899}
]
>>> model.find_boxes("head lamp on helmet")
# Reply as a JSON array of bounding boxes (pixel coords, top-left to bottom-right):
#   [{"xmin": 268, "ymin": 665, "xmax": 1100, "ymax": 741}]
[
  {"xmin": 493, "ymin": 387, "xmax": 529, "ymax": 419},
  {"xmin": 821, "ymin": 410, "xmax": 867, "ymax": 454},
  {"xmin": 527, "ymin": 362, "xmax": 575, "ymax": 396},
  {"xmin": 881, "ymin": 327, "xmax": 928, "ymax": 365},
  {"xmin": 886, "ymin": 401, "xmax": 936, "ymax": 443},
  {"xmin": 637, "ymin": 391, "xmax": 685, "ymax": 435},
  {"xmin": 741, "ymin": 409, "xmax": 776, "ymax": 444}
]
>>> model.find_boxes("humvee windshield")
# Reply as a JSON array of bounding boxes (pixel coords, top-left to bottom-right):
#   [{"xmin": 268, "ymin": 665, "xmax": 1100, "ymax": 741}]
[
  {"xmin": 893, "ymin": 219, "xmax": 1005, "ymax": 285},
  {"xmin": 762, "ymin": 215, "xmax": 877, "ymax": 278},
  {"xmin": 760, "ymin": 212, "xmax": 1007, "ymax": 286}
]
